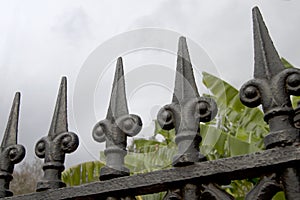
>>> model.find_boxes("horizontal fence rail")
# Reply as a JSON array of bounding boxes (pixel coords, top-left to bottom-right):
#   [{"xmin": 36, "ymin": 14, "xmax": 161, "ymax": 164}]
[
  {"xmin": 3, "ymin": 146, "xmax": 300, "ymax": 200},
  {"xmin": 0, "ymin": 6, "xmax": 299, "ymax": 200}
]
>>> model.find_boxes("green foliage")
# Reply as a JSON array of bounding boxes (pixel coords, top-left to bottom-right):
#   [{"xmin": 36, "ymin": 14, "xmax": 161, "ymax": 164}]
[
  {"xmin": 201, "ymin": 72, "xmax": 268, "ymax": 160},
  {"xmin": 141, "ymin": 192, "xmax": 167, "ymax": 200},
  {"xmin": 62, "ymin": 161, "xmax": 105, "ymax": 186},
  {"xmin": 281, "ymin": 58, "xmax": 294, "ymax": 68},
  {"xmin": 273, "ymin": 192, "xmax": 286, "ymax": 200}
]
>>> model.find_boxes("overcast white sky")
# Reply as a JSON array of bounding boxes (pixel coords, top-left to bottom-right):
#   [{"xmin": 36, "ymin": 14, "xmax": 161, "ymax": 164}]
[{"xmin": 0, "ymin": 0, "xmax": 300, "ymax": 168}]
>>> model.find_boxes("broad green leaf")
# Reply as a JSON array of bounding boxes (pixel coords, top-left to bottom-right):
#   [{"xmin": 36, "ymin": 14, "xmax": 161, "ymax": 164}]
[
  {"xmin": 273, "ymin": 192, "xmax": 286, "ymax": 200},
  {"xmin": 281, "ymin": 57, "xmax": 294, "ymax": 68},
  {"xmin": 200, "ymin": 124, "xmax": 226, "ymax": 156},
  {"xmin": 228, "ymin": 134, "xmax": 260, "ymax": 156},
  {"xmin": 202, "ymin": 72, "xmax": 244, "ymax": 112},
  {"xmin": 72, "ymin": 164, "xmax": 81, "ymax": 186},
  {"xmin": 292, "ymin": 95, "xmax": 300, "ymax": 109},
  {"xmin": 141, "ymin": 192, "xmax": 166, "ymax": 200},
  {"xmin": 126, "ymin": 146, "xmax": 176, "ymax": 174},
  {"xmin": 81, "ymin": 163, "xmax": 87, "ymax": 184},
  {"xmin": 133, "ymin": 139, "xmax": 163, "ymax": 153},
  {"xmin": 202, "ymin": 71, "xmax": 268, "ymax": 144},
  {"xmin": 62, "ymin": 161, "xmax": 105, "ymax": 186}
]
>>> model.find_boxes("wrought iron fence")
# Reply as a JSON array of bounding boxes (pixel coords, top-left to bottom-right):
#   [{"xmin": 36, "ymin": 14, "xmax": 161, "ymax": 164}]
[{"xmin": 0, "ymin": 6, "xmax": 299, "ymax": 200}]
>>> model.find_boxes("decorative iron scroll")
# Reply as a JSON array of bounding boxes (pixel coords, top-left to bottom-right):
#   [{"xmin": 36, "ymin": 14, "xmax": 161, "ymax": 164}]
[
  {"xmin": 240, "ymin": 7, "xmax": 300, "ymax": 200},
  {"xmin": 92, "ymin": 58, "xmax": 142, "ymax": 200},
  {"xmin": 35, "ymin": 77, "xmax": 79, "ymax": 192},
  {"xmin": 157, "ymin": 36, "xmax": 217, "ymax": 167},
  {"xmin": 0, "ymin": 93, "xmax": 25, "ymax": 198},
  {"xmin": 92, "ymin": 57, "xmax": 142, "ymax": 181},
  {"xmin": 158, "ymin": 37, "xmax": 231, "ymax": 200}
]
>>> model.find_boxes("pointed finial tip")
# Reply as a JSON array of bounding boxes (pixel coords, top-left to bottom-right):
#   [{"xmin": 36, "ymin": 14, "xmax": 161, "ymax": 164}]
[
  {"xmin": 48, "ymin": 76, "xmax": 68, "ymax": 138},
  {"xmin": 60, "ymin": 76, "xmax": 67, "ymax": 89},
  {"xmin": 15, "ymin": 92, "xmax": 21, "ymax": 100},
  {"xmin": 179, "ymin": 36, "xmax": 186, "ymax": 41},
  {"xmin": 252, "ymin": 6, "xmax": 263, "ymax": 20},
  {"xmin": 178, "ymin": 36, "xmax": 187, "ymax": 47},
  {"xmin": 116, "ymin": 57, "xmax": 124, "ymax": 69},
  {"xmin": 61, "ymin": 76, "xmax": 67, "ymax": 83},
  {"xmin": 252, "ymin": 6, "xmax": 259, "ymax": 12},
  {"xmin": 178, "ymin": 36, "xmax": 190, "ymax": 58},
  {"xmin": 115, "ymin": 57, "xmax": 124, "ymax": 76}
]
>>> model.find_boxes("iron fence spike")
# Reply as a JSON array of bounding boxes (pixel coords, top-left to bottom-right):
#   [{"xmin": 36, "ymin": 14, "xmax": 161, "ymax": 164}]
[
  {"xmin": 93, "ymin": 57, "xmax": 142, "ymax": 182},
  {"xmin": 172, "ymin": 36, "xmax": 199, "ymax": 104},
  {"xmin": 0, "ymin": 92, "xmax": 25, "ymax": 197},
  {"xmin": 106, "ymin": 57, "xmax": 129, "ymax": 121},
  {"xmin": 35, "ymin": 77, "xmax": 79, "ymax": 192},
  {"xmin": 240, "ymin": 7, "xmax": 300, "ymax": 198},
  {"xmin": 157, "ymin": 36, "xmax": 217, "ymax": 168},
  {"xmin": 48, "ymin": 76, "xmax": 68, "ymax": 140},
  {"xmin": 1, "ymin": 92, "xmax": 20, "ymax": 149},
  {"xmin": 252, "ymin": 6, "xmax": 285, "ymax": 80}
]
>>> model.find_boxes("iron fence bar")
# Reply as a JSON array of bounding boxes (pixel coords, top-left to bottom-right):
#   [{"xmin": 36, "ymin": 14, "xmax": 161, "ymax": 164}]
[
  {"xmin": 158, "ymin": 37, "xmax": 233, "ymax": 200},
  {"xmin": 92, "ymin": 57, "xmax": 142, "ymax": 199},
  {"xmin": 240, "ymin": 6, "xmax": 300, "ymax": 200},
  {"xmin": 0, "ymin": 93, "xmax": 25, "ymax": 198},
  {"xmin": 157, "ymin": 36, "xmax": 219, "ymax": 200},
  {"xmin": 3, "ymin": 145, "xmax": 299, "ymax": 200},
  {"xmin": 34, "ymin": 77, "xmax": 79, "ymax": 192}
]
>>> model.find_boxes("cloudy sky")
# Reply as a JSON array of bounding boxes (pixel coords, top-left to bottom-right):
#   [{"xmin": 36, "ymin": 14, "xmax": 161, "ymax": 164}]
[{"xmin": 0, "ymin": 0, "xmax": 300, "ymax": 168}]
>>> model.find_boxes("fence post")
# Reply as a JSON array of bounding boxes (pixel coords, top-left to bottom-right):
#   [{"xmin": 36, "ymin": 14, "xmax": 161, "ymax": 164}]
[
  {"xmin": 157, "ymin": 37, "xmax": 231, "ymax": 199},
  {"xmin": 240, "ymin": 7, "xmax": 300, "ymax": 200},
  {"xmin": 35, "ymin": 77, "xmax": 79, "ymax": 192},
  {"xmin": 0, "ymin": 93, "xmax": 25, "ymax": 198},
  {"xmin": 92, "ymin": 57, "xmax": 142, "ymax": 199}
]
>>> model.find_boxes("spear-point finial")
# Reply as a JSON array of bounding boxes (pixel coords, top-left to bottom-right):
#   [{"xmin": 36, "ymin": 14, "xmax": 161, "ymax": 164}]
[
  {"xmin": 241, "ymin": 8, "xmax": 300, "ymax": 197},
  {"xmin": 0, "ymin": 92, "xmax": 25, "ymax": 198},
  {"xmin": 252, "ymin": 6, "xmax": 285, "ymax": 80},
  {"xmin": 172, "ymin": 36, "xmax": 199, "ymax": 104},
  {"xmin": 157, "ymin": 37, "xmax": 217, "ymax": 167},
  {"xmin": 48, "ymin": 76, "xmax": 68, "ymax": 139},
  {"xmin": 35, "ymin": 77, "xmax": 79, "ymax": 192},
  {"xmin": 93, "ymin": 57, "xmax": 142, "ymax": 181},
  {"xmin": 106, "ymin": 57, "xmax": 129, "ymax": 121},
  {"xmin": 240, "ymin": 7, "xmax": 300, "ymax": 149},
  {"xmin": 1, "ymin": 92, "xmax": 20, "ymax": 149}
]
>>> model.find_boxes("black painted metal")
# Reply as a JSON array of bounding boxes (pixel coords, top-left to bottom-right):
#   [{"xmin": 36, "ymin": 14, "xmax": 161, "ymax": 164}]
[
  {"xmin": 92, "ymin": 58, "xmax": 142, "ymax": 200},
  {"xmin": 240, "ymin": 6, "xmax": 300, "ymax": 200},
  {"xmin": 0, "ymin": 6, "xmax": 299, "ymax": 200},
  {"xmin": 92, "ymin": 57, "xmax": 142, "ymax": 182},
  {"xmin": 0, "ymin": 93, "xmax": 25, "ymax": 198},
  {"xmin": 157, "ymin": 37, "xmax": 230, "ymax": 200},
  {"xmin": 157, "ymin": 37, "xmax": 217, "ymax": 167},
  {"xmin": 200, "ymin": 183, "xmax": 234, "ymax": 200},
  {"xmin": 3, "ymin": 146, "xmax": 300, "ymax": 200},
  {"xmin": 34, "ymin": 77, "xmax": 79, "ymax": 192},
  {"xmin": 240, "ymin": 7, "xmax": 300, "ymax": 149},
  {"xmin": 245, "ymin": 174, "xmax": 282, "ymax": 200}
]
